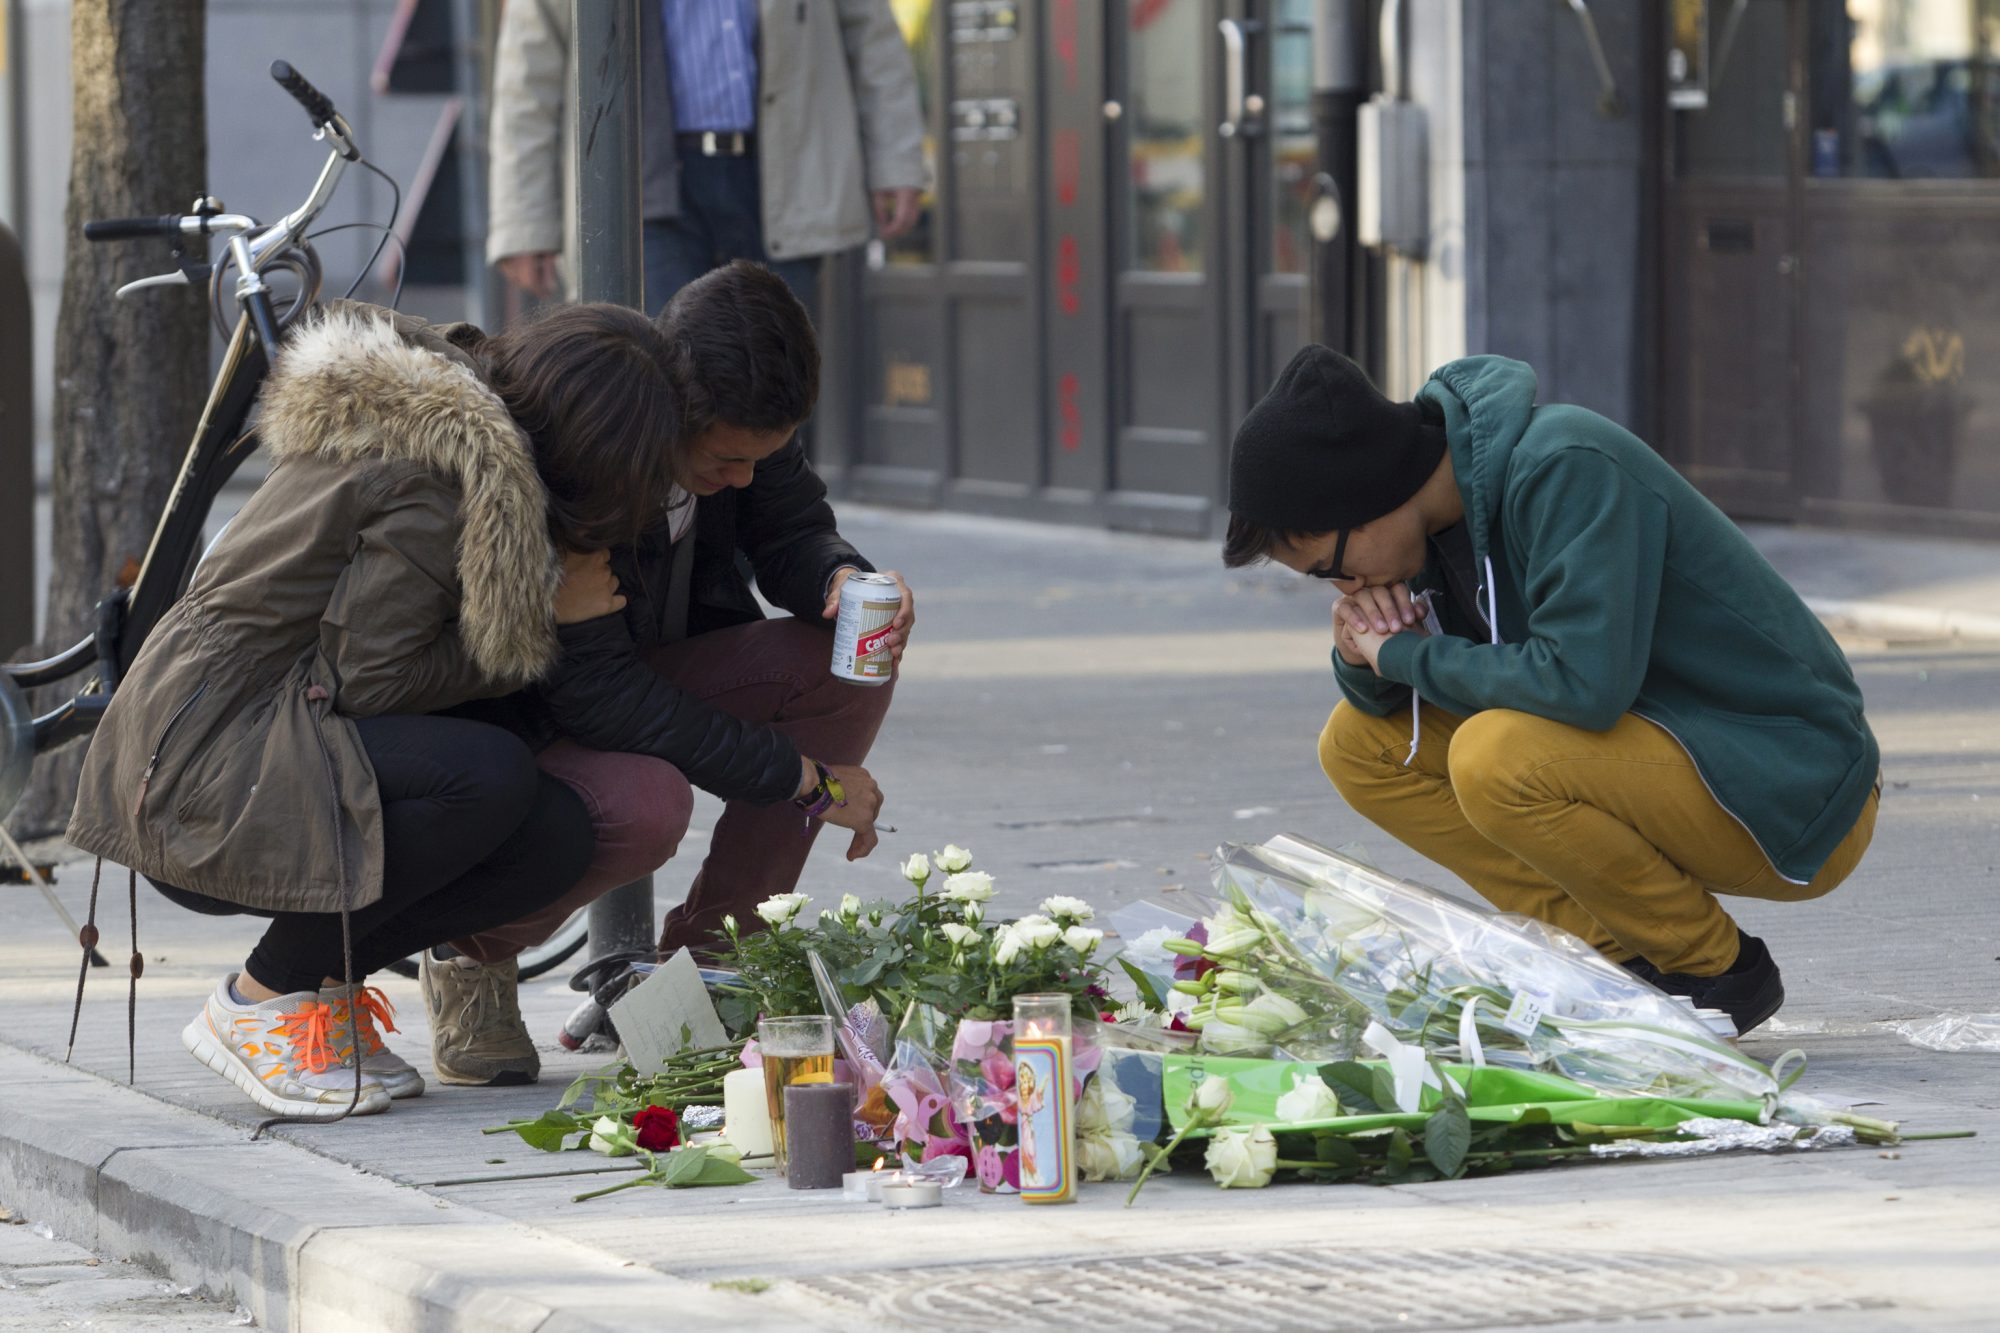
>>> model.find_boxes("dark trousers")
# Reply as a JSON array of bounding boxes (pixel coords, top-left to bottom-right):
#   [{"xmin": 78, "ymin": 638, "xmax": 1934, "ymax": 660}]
[
  {"xmin": 644, "ymin": 147, "xmax": 821, "ymax": 323},
  {"xmin": 153, "ymin": 716, "xmax": 594, "ymax": 994}
]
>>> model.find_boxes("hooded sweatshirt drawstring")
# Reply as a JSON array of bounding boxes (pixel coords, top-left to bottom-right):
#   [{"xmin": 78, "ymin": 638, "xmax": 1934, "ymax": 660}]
[{"xmin": 1403, "ymin": 554, "xmax": 1503, "ymax": 766}]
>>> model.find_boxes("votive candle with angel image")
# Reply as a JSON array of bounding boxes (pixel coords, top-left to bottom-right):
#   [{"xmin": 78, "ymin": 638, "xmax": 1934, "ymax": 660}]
[{"xmin": 1012, "ymin": 994, "xmax": 1077, "ymax": 1203}]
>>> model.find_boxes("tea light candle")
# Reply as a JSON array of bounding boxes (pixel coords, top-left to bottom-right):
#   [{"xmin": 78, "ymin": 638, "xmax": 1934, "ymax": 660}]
[
  {"xmin": 721, "ymin": 1067, "xmax": 773, "ymax": 1160},
  {"xmin": 841, "ymin": 1164, "xmax": 889, "ymax": 1202},
  {"xmin": 879, "ymin": 1177, "xmax": 942, "ymax": 1209},
  {"xmin": 783, "ymin": 1082, "xmax": 854, "ymax": 1190}
]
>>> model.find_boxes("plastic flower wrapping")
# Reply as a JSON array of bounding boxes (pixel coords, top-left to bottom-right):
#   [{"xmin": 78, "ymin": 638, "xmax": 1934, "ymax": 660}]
[{"xmin": 1158, "ymin": 835, "xmax": 1784, "ymax": 1107}]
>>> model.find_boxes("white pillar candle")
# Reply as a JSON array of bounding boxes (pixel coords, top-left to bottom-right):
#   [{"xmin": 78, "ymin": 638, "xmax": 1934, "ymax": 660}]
[
  {"xmin": 841, "ymin": 1168, "xmax": 887, "ymax": 1202},
  {"xmin": 721, "ymin": 1067, "xmax": 773, "ymax": 1160}
]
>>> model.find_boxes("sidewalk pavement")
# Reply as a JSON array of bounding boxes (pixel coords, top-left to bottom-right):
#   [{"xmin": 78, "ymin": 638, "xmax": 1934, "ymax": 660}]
[{"xmin": 4, "ymin": 505, "xmax": 1999, "ymax": 1331}]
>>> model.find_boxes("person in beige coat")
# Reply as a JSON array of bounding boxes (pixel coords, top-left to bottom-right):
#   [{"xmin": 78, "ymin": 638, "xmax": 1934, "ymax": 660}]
[
  {"xmin": 487, "ymin": 0, "xmax": 927, "ymax": 320},
  {"xmin": 66, "ymin": 302, "xmax": 681, "ymax": 1122}
]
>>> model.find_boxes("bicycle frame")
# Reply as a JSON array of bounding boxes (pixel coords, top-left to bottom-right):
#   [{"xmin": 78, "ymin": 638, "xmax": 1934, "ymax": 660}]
[{"xmin": 1, "ymin": 61, "xmax": 368, "ymax": 783}]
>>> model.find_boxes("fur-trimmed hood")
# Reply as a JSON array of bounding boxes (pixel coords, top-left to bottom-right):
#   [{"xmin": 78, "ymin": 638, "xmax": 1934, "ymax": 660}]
[{"xmin": 257, "ymin": 303, "xmax": 559, "ymax": 683}]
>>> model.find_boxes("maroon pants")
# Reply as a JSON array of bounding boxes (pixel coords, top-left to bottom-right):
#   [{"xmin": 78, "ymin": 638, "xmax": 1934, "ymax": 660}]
[{"xmin": 450, "ymin": 617, "xmax": 894, "ymax": 963}]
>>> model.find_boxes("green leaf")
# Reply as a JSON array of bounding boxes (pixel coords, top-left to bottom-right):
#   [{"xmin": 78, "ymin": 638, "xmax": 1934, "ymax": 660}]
[
  {"xmin": 1316, "ymin": 1062, "xmax": 1383, "ymax": 1115},
  {"xmin": 1385, "ymin": 1127, "xmax": 1414, "ymax": 1174},
  {"xmin": 509, "ymin": 1110, "xmax": 582, "ymax": 1153},
  {"xmin": 1116, "ymin": 958, "xmax": 1167, "ymax": 1012},
  {"xmin": 1370, "ymin": 1066, "xmax": 1401, "ymax": 1114},
  {"xmin": 1422, "ymin": 1098, "xmax": 1472, "ymax": 1177},
  {"xmin": 1313, "ymin": 1134, "xmax": 1364, "ymax": 1170},
  {"xmin": 665, "ymin": 1146, "xmax": 758, "ymax": 1188}
]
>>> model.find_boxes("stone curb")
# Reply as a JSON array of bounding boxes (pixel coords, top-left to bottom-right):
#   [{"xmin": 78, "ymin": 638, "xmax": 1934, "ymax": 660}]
[
  {"xmin": 1803, "ymin": 596, "xmax": 2000, "ymax": 643},
  {"xmin": 0, "ymin": 1045, "xmax": 802, "ymax": 1333}
]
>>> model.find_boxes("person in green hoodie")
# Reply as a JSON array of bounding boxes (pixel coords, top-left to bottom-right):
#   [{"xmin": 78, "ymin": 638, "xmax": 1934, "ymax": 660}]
[{"xmin": 1222, "ymin": 347, "xmax": 1881, "ymax": 1034}]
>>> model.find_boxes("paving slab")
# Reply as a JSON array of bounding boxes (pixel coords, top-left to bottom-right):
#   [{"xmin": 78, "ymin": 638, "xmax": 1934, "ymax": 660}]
[{"xmin": 4, "ymin": 505, "xmax": 1999, "ymax": 1329}]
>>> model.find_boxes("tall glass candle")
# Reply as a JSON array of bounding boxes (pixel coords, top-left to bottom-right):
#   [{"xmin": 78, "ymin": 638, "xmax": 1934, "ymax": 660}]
[{"xmin": 1012, "ymin": 994, "xmax": 1077, "ymax": 1204}]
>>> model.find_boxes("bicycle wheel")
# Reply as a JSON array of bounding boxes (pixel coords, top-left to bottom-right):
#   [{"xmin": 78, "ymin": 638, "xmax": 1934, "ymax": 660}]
[{"xmin": 380, "ymin": 907, "xmax": 594, "ymax": 981}]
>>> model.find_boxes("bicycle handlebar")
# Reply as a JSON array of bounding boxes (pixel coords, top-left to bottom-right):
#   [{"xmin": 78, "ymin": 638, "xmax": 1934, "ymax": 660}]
[
  {"xmin": 269, "ymin": 60, "xmax": 339, "ymax": 132},
  {"xmin": 82, "ymin": 216, "xmax": 187, "ymax": 242}
]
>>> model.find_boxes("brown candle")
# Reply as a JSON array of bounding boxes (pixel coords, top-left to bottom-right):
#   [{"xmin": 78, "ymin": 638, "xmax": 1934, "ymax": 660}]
[{"xmin": 783, "ymin": 1082, "xmax": 854, "ymax": 1190}]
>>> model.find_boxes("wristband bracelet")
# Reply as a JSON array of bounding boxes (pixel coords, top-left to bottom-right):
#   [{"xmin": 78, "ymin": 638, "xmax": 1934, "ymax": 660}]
[{"xmin": 792, "ymin": 759, "xmax": 847, "ymax": 834}]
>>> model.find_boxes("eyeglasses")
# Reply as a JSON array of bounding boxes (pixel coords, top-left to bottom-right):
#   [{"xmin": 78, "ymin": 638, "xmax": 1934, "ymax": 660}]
[{"xmin": 1304, "ymin": 529, "xmax": 1352, "ymax": 582}]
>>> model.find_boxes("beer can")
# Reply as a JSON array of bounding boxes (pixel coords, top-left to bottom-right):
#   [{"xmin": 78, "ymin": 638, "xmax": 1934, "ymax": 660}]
[{"xmin": 830, "ymin": 573, "xmax": 899, "ymax": 685}]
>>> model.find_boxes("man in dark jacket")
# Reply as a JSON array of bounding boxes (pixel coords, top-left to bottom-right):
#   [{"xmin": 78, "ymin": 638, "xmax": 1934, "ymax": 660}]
[
  {"xmin": 1223, "ymin": 347, "xmax": 1880, "ymax": 1036},
  {"xmin": 423, "ymin": 262, "xmax": 909, "ymax": 1083}
]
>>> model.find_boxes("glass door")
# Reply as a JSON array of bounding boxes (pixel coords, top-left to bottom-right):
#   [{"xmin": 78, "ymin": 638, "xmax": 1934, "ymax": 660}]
[
  {"xmin": 1105, "ymin": 0, "xmax": 1313, "ymax": 534},
  {"xmin": 1661, "ymin": 0, "xmax": 1802, "ymax": 518},
  {"xmin": 1797, "ymin": 0, "xmax": 2000, "ymax": 526}
]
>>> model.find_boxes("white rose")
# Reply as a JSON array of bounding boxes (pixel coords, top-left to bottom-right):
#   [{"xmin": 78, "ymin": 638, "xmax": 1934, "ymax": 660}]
[
  {"xmin": 1190, "ymin": 1074, "xmax": 1235, "ymax": 1118},
  {"xmin": 1078, "ymin": 1129, "xmax": 1145, "ymax": 1182},
  {"xmin": 936, "ymin": 844, "xmax": 974, "ymax": 873},
  {"xmin": 1274, "ymin": 1077, "xmax": 1343, "ymax": 1124},
  {"xmin": 1039, "ymin": 895, "xmax": 1095, "ymax": 922},
  {"xmin": 754, "ymin": 893, "xmax": 810, "ymax": 927},
  {"xmin": 992, "ymin": 926, "xmax": 1025, "ymax": 967},
  {"xmin": 901, "ymin": 852, "xmax": 931, "ymax": 888},
  {"xmin": 838, "ymin": 893, "xmax": 863, "ymax": 922},
  {"xmin": 588, "ymin": 1115, "xmax": 634, "ymax": 1157},
  {"xmin": 938, "ymin": 922, "xmax": 981, "ymax": 950},
  {"xmin": 942, "ymin": 871, "xmax": 995, "ymax": 903},
  {"xmin": 1063, "ymin": 925, "xmax": 1104, "ymax": 956},
  {"xmin": 1012, "ymin": 914, "xmax": 1061, "ymax": 950},
  {"xmin": 961, "ymin": 900, "xmax": 985, "ymax": 927},
  {"xmin": 1204, "ymin": 1125, "xmax": 1277, "ymax": 1188},
  {"xmin": 1077, "ymin": 1074, "xmax": 1137, "ymax": 1135}
]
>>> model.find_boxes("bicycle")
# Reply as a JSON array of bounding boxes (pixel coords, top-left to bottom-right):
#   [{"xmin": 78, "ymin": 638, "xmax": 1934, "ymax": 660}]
[{"xmin": 0, "ymin": 61, "xmax": 589, "ymax": 984}]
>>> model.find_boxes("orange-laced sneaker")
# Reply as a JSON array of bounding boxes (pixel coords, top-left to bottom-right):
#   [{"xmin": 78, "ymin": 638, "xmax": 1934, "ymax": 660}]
[
  {"xmin": 318, "ymin": 981, "xmax": 425, "ymax": 1098},
  {"xmin": 180, "ymin": 974, "xmax": 391, "ymax": 1120}
]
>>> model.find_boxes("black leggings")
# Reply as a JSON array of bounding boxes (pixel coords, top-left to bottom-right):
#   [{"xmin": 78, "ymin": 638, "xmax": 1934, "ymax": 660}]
[{"xmin": 152, "ymin": 715, "xmax": 593, "ymax": 994}]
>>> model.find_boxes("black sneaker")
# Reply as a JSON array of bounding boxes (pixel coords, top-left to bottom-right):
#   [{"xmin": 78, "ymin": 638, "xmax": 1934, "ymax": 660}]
[
  {"xmin": 1616, "ymin": 956, "xmax": 1661, "ymax": 986},
  {"xmin": 1650, "ymin": 932, "xmax": 1785, "ymax": 1035}
]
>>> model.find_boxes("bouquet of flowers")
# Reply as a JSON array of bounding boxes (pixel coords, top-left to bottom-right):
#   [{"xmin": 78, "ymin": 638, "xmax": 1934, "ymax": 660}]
[{"xmin": 1159, "ymin": 835, "xmax": 1784, "ymax": 1107}]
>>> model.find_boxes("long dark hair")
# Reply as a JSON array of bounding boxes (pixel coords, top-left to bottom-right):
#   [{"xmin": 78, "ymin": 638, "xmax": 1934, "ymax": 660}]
[{"xmin": 484, "ymin": 303, "xmax": 681, "ymax": 551}]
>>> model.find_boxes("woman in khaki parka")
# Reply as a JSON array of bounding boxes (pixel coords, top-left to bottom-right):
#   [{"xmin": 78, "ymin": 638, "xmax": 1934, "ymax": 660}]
[{"xmin": 66, "ymin": 302, "xmax": 680, "ymax": 1121}]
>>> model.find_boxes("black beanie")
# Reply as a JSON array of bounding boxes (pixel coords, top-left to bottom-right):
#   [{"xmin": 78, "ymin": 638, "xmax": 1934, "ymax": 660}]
[{"xmin": 1227, "ymin": 345, "xmax": 1446, "ymax": 532}]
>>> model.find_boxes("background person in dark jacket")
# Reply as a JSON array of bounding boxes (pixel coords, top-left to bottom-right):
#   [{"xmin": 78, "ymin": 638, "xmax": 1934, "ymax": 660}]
[
  {"xmin": 1223, "ymin": 347, "xmax": 1881, "ymax": 1036},
  {"xmin": 429, "ymin": 262, "xmax": 908, "ymax": 1071}
]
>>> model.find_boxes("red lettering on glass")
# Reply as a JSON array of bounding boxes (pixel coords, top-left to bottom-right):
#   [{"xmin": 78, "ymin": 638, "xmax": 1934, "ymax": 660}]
[
  {"xmin": 1057, "ymin": 233, "xmax": 1081, "ymax": 316},
  {"xmin": 1054, "ymin": 0, "xmax": 1078, "ymax": 89},
  {"xmin": 1053, "ymin": 129, "xmax": 1080, "ymax": 208},
  {"xmin": 1059, "ymin": 373, "xmax": 1082, "ymax": 452}
]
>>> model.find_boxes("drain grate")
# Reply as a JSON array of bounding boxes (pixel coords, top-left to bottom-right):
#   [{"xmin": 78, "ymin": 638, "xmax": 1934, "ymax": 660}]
[{"xmin": 791, "ymin": 1245, "xmax": 1890, "ymax": 1330}]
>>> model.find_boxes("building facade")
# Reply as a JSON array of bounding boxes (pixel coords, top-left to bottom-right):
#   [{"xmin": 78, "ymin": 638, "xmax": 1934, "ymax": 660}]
[{"xmin": 817, "ymin": 0, "xmax": 2000, "ymax": 540}]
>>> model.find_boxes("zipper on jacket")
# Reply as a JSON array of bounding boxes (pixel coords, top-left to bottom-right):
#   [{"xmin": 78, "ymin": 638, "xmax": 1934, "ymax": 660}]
[
  {"xmin": 134, "ymin": 682, "xmax": 210, "ymax": 820},
  {"xmin": 1630, "ymin": 708, "xmax": 1810, "ymax": 887}
]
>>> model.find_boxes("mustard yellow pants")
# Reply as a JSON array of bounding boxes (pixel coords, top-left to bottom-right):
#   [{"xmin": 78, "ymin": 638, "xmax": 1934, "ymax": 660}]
[{"xmin": 1319, "ymin": 700, "xmax": 1878, "ymax": 976}]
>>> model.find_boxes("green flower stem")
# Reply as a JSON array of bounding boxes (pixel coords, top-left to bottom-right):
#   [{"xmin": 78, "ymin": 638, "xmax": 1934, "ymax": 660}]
[
  {"xmin": 1898, "ymin": 1130, "xmax": 1976, "ymax": 1141},
  {"xmin": 1462, "ymin": 1145, "xmax": 1604, "ymax": 1163},
  {"xmin": 572, "ymin": 1172, "xmax": 664, "ymax": 1203},
  {"xmin": 1125, "ymin": 1111, "xmax": 1213, "ymax": 1207}
]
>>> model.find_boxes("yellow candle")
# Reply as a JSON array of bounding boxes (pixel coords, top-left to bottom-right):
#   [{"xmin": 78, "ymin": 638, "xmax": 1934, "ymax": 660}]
[{"xmin": 721, "ymin": 1067, "xmax": 773, "ymax": 1160}]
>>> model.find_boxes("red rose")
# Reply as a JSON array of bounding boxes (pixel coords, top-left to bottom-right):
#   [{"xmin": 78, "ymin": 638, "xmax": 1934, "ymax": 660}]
[{"xmin": 633, "ymin": 1104, "xmax": 681, "ymax": 1151}]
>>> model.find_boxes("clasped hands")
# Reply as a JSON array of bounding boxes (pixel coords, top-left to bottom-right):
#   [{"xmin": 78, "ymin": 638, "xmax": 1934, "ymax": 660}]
[{"xmin": 1333, "ymin": 582, "xmax": 1429, "ymax": 673}]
